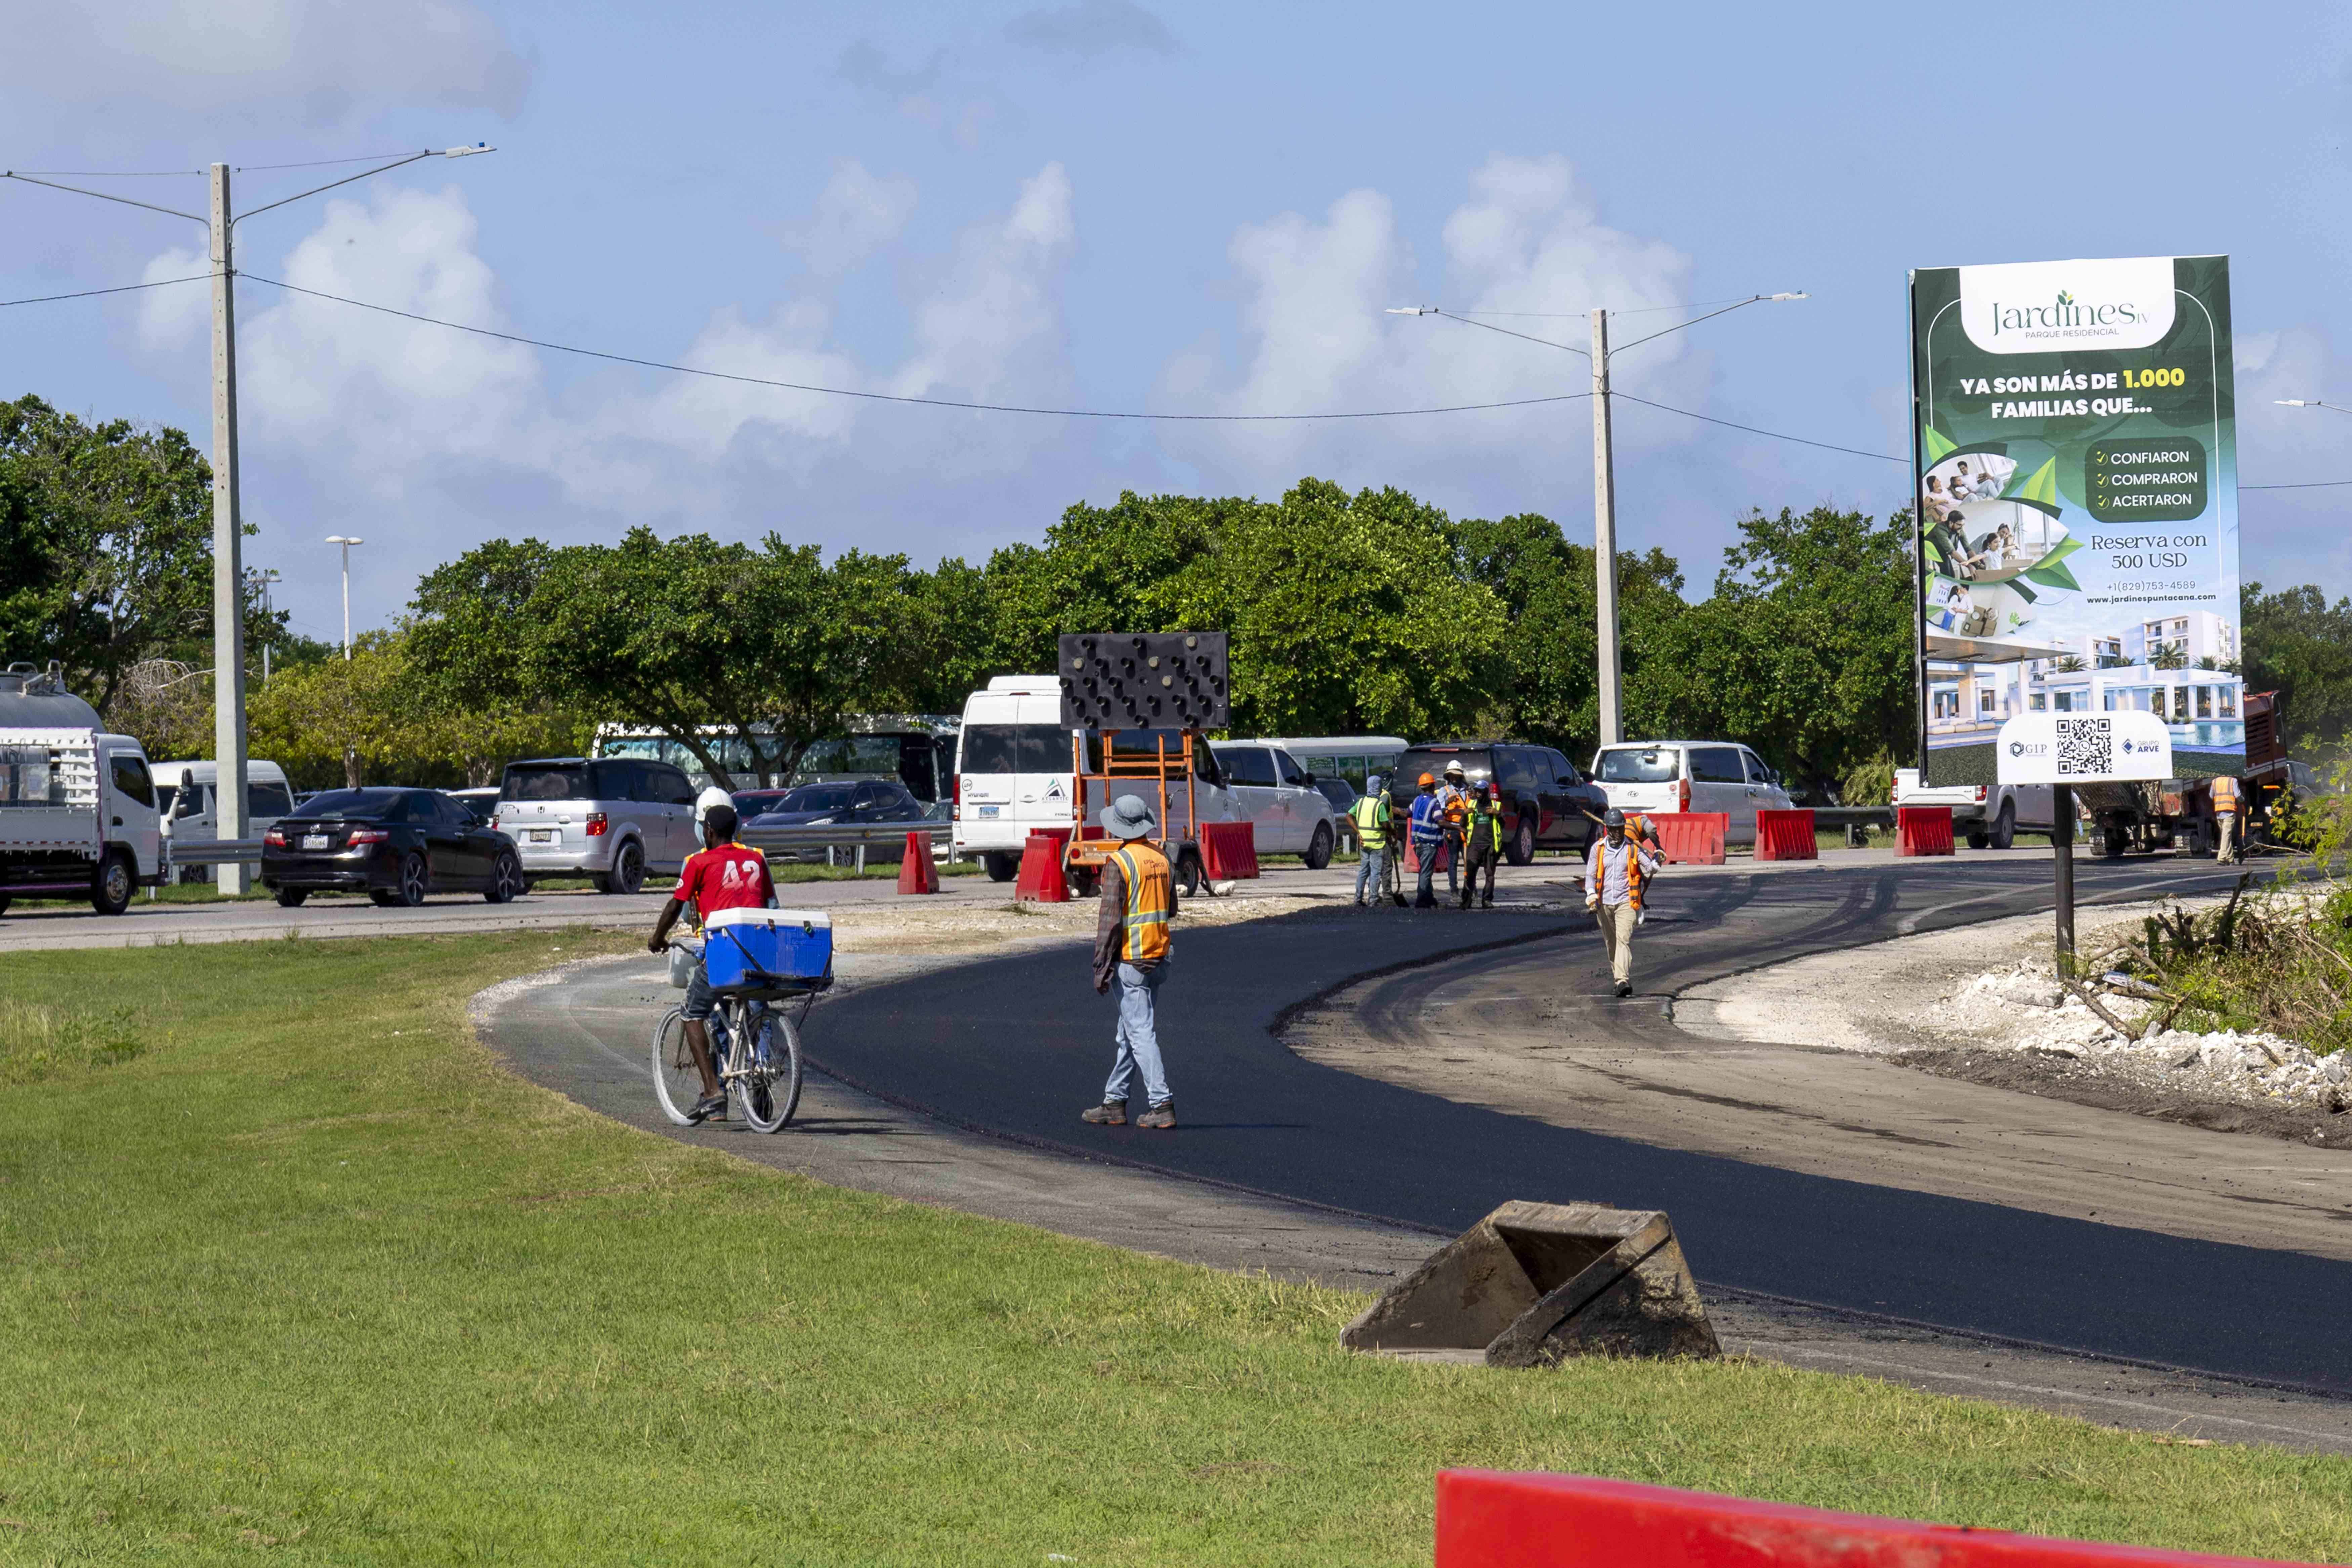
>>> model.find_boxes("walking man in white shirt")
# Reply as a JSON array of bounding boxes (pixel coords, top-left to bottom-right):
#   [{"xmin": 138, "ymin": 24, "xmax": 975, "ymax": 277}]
[{"xmin": 1585, "ymin": 807, "xmax": 1662, "ymax": 998}]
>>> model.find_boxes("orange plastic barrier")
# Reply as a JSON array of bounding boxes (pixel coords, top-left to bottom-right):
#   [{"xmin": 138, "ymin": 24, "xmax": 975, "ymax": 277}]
[
  {"xmin": 1199, "ymin": 820, "xmax": 1259, "ymax": 881},
  {"xmin": 1014, "ymin": 830, "xmax": 1072, "ymax": 902},
  {"xmin": 1648, "ymin": 812, "xmax": 1727, "ymax": 865},
  {"xmin": 1898, "ymin": 805, "xmax": 1956, "ymax": 857},
  {"xmin": 1754, "ymin": 807, "xmax": 1817, "ymax": 861},
  {"xmin": 1435, "ymin": 1471, "xmax": 2307, "ymax": 1567},
  {"xmin": 895, "ymin": 831, "xmax": 939, "ymax": 894},
  {"xmin": 1401, "ymin": 838, "xmax": 1451, "ymax": 875}
]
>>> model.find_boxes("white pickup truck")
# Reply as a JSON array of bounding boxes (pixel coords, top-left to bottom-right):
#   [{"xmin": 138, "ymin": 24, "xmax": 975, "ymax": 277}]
[
  {"xmin": 1893, "ymin": 768, "xmax": 2062, "ymax": 850},
  {"xmin": 0, "ymin": 663, "xmax": 164, "ymax": 915}
]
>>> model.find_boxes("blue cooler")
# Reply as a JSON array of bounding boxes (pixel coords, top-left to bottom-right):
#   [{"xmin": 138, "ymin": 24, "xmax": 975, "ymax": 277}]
[{"xmin": 702, "ymin": 907, "xmax": 833, "ymax": 990}]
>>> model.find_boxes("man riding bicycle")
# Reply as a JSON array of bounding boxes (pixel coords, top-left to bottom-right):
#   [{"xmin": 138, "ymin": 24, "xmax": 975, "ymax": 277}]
[{"xmin": 647, "ymin": 801, "xmax": 777, "ymax": 1123}]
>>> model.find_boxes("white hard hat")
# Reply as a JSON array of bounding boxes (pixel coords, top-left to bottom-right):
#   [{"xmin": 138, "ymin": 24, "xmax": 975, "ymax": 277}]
[{"xmin": 695, "ymin": 785, "xmax": 733, "ymax": 823}]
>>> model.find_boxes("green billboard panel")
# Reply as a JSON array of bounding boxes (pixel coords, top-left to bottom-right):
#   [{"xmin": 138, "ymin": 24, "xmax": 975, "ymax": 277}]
[{"xmin": 1909, "ymin": 255, "xmax": 2242, "ymax": 785}]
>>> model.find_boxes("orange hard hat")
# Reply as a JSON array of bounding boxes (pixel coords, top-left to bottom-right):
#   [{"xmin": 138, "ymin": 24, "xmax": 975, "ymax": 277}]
[{"xmin": 1418, "ymin": 771, "xmax": 1436, "ymax": 787}]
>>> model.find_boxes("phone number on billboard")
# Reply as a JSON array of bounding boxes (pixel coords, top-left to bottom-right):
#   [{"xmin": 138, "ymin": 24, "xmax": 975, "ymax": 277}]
[{"xmin": 2109, "ymin": 578, "xmax": 2201, "ymax": 593}]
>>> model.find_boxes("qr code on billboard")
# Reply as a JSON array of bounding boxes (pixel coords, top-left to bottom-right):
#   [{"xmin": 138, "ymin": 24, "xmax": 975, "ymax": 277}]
[{"xmin": 2056, "ymin": 716, "xmax": 2113, "ymax": 777}]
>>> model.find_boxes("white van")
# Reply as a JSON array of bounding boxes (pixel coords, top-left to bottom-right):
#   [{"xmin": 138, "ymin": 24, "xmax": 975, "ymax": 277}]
[
  {"xmin": 153, "ymin": 758, "xmax": 297, "ymax": 881},
  {"xmin": 952, "ymin": 677, "xmax": 1081, "ymax": 881},
  {"xmin": 1588, "ymin": 740, "xmax": 1793, "ymax": 847},
  {"xmin": 1208, "ymin": 739, "xmax": 1342, "ymax": 867}
]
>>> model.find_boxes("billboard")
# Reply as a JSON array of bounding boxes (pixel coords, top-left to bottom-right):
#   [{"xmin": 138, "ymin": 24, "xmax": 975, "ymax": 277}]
[{"xmin": 1909, "ymin": 255, "xmax": 2242, "ymax": 785}]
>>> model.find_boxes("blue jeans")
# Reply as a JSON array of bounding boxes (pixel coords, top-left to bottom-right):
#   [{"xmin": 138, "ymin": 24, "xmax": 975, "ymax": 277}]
[
  {"xmin": 1413, "ymin": 838, "xmax": 1442, "ymax": 906},
  {"xmin": 1354, "ymin": 847, "xmax": 1386, "ymax": 904},
  {"xmin": 1104, "ymin": 960, "xmax": 1171, "ymax": 1107}
]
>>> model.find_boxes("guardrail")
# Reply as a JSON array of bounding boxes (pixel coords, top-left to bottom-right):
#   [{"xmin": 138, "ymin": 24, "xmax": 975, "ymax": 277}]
[
  {"xmin": 161, "ymin": 837, "xmax": 263, "ymax": 870},
  {"xmin": 1810, "ymin": 805, "xmax": 1894, "ymax": 849}
]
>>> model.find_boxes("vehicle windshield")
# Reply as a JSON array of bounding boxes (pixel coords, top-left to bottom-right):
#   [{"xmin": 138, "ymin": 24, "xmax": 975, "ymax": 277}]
[
  {"xmin": 775, "ymin": 783, "xmax": 860, "ymax": 814},
  {"xmin": 501, "ymin": 764, "xmax": 588, "ymax": 801},
  {"xmin": 291, "ymin": 789, "xmax": 401, "ymax": 820},
  {"xmin": 1596, "ymin": 748, "xmax": 1679, "ymax": 783}
]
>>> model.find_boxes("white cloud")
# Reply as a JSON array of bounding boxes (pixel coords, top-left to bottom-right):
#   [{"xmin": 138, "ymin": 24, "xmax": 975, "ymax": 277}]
[
  {"xmin": 1157, "ymin": 154, "xmax": 1701, "ymax": 487},
  {"xmin": 2, "ymin": 0, "xmax": 530, "ymax": 121},
  {"xmin": 1005, "ymin": 1, "xmax": 1179, "ymax": 60},
  {"xmin": 780, "ymin": 160, "xmax": 919, "ymax": 278}
]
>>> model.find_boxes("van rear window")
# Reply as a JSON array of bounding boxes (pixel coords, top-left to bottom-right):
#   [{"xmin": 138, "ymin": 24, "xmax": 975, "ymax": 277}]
[
  {"xmin": 960, "ymin": 725, "xmax": 1069, "ymax": 774},
  {"xmin": 502, "ymin": 764, "xmax": 590, "ymax": 801},
  {"xmin": 1596, "ymin": 748, "xmax": 1679, "ymax": 783}
]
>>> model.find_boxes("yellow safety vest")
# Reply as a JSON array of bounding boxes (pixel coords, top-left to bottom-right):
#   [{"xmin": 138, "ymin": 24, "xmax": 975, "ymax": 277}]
[
  {"xmin": 2210, "ymin": 775, "xmax": 2239, "ymax": 810},
  {"xmin": 1350, "ymin": 793, "xmax": 1389, "ymax": 843},
  {"xmin": 1111, "ymin": 843, "xmax": 1173, "ymax": 964}
]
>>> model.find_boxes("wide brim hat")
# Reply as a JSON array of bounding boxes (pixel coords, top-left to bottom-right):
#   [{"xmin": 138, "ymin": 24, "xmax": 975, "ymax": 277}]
[{"xmin": 1101, "ymin": 793, "xmax": 1157, "ymax": 840}]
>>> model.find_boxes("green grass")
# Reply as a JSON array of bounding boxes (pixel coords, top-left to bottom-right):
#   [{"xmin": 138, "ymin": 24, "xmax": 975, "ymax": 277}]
[{"xmin": 4, "ymin": 936, "xmax": 2351, "ymax": 1564}]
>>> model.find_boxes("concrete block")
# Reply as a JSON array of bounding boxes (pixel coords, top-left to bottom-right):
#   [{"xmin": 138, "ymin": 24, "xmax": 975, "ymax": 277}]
[{"xmin": 1341, "ymin": 1200, "xmax": 1719, "ymax": 1367}]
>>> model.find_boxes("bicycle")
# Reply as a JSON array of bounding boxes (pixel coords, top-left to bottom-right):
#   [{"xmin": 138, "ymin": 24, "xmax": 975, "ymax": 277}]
[{"xmin": 650, "ymin": 936, "xmax": 820, "ymax": 1133}]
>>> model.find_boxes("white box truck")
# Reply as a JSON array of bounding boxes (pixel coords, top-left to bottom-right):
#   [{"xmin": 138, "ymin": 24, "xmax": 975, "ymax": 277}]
[{"xmin": 0, "ymin": 663, "xmax": 163, "ymax": 916}]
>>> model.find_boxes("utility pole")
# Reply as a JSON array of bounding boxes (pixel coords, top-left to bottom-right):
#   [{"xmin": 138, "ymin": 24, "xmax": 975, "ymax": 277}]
[
  {"xmin": 1590, "ymin": 307, "xmax": 1623, "ymax": 748},
  {"xmin": 208, "ymin": 163, "xmax": 251, "ymax": 894}
]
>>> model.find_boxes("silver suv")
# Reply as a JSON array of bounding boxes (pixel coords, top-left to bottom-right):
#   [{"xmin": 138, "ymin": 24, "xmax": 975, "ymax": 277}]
[{"xmin": 494, "ymin": 757, "xmax": 698, "ymax": 893}]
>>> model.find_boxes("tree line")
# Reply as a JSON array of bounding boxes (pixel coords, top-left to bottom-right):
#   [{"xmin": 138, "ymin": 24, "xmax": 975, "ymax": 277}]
[{"xmin": 8, "ymin": 391, "xmax": 2350, "ymax": 796}]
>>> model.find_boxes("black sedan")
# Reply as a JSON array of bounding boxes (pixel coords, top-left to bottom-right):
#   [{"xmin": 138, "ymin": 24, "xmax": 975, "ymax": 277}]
[
  {"xmin": 262, "ymin": 788, "xmax": 526, "ymax": 908},
  {"xmin": 743, "ymin": 780, "xmax": 933, "ymax": 863}
]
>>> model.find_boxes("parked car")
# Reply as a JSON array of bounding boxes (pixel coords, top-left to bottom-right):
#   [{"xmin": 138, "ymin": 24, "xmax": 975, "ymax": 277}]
[
  {"xmin": 492, "ymin": 756, "xmax": 699, "ymax": 894},
  {"xmin": 744, "ymin": 780, "xmax": 933, "ymax": 862},
  {"xmin": 1387, "ymin": 741, "xmax": 1607, "ymax": 863},
  {"xmin": 729, "ymin": 788, "xmax": 796, "ymax": 819},
  {"xmin": 262, "ymin": 787, "xmax": 524, "ymax": 908},
  {"xmin": 1589, "ymin": 741, "xmax": 1795, "ymax": 847},
  {"xmin": 1209, "ymin": 739, "xmax": 1342, "ymax": 867},
  {"xmin": 1255, "ymin": 735, "xmax": 1409, "ymax": 796},
  {"xmin": 448, "ymin": 786, "xmax": 501, "ymax": 818},
  {"xmin": 152, "ymin": 757, "xmax": 298, "ymax": 882},
  {"xmin": 1892, "ymin": 769, "xmax": 2061, "ymax": 849}
]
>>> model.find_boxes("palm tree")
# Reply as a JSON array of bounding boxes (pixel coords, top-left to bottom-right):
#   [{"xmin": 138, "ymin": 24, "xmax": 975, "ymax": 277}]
[
  {"xmin": 2054, "ymin": 654, "xmax": 2087, "ymax": 673},
  {"xmin": 2150, "ymin": 641, "xmax": 2188, "ymax": 671}
]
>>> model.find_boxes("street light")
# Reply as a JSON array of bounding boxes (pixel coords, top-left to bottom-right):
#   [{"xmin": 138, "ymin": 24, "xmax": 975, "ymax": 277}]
[
  {"xmin": 1391, "ymin": 292, "xmax": 1807, "ymax": 744},
  {"xmin": 326, "ymin": 537, "xmax": 365, "ymax": 659},
  {"xmin": 2275, "ymin": 398, "xmax": 2352, "ymax": 415},
  {"xmin": 3, "ymin": 142, "xmax": 496, "ymax": 890}
]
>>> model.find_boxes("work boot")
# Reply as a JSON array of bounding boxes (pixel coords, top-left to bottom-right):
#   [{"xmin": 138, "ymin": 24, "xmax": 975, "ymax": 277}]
[
  {"xmin": 1135, "ymin": 1101, "xmax": 1177, "ymax": 1130},
  {"xmin": 1081, "ymin": 1099, "xmax": 1128, "ymax": 1126},
  {"xmin": 1613, "ymin": 980, "xmax": 1632, "ymax": 999}
]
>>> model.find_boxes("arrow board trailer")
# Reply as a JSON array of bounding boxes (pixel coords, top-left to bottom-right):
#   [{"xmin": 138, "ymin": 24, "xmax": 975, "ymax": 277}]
[{"xmin": 0, "ymin": 666, "xmax": 164, "ymax": 916}]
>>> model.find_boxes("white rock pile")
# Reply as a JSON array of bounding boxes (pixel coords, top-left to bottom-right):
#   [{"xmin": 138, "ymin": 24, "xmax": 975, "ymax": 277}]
[{"xmin": 1924, "ymin": 959, "xmax": 2346, "ymax": 1111}]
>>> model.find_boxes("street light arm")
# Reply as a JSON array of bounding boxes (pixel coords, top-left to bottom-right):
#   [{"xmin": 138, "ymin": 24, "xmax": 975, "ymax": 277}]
[
  {"xmin": 2275, "ymin": 398, "xmax": 2352, "ymax": 417},
  {"xmin": 1608, "ymin": 291, "xmax": 1804, "ymax": 358},
  {"xmin": 1429, "ymin": 309, "xmax": 1591, "ymax": 359},
  {"xmin": 232, "ymin": 150, "xmax": 434, "ymax": 226},
  {"xmin": 0, "ymin": 170, "xmax": 203, "ymax": 224}
]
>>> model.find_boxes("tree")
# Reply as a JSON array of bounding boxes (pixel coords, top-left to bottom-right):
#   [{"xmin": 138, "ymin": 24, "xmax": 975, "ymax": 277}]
[
  {"xmin": 1644, "ymin": 506, "xmax": 1915, "ymax": 796},
  {"xmin": 0, "ymin": 394, "xmax": 279, "ymax": 716},
  {"xmin": 2243, "ymin": 581, "xmax": 2352, "ymax": 753},
  {"xmin": 247, "ymin": 633, "xmax": 424, "ymax": 789}
]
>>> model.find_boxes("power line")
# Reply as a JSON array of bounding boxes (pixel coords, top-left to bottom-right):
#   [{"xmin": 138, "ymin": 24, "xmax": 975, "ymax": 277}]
[
  {"xmin": 0, "ymin": 274, "xmax": 210, "ymax": 308},
  {"xmin": 1452, "ymin": 296, "xmax": 1765, "ymax": 319},
  {"xmin": 240, "ymin": 273, "xmax": 1600, "ymax": 422},
  {"xmin": 1611, "ymin": 391, "xmax": 1907, "ymax": 465},
  {"xmin": 2244, "ymin": 478, "xmax": 2352, "ymax": 490},
  {"xmin": 237, "ymin": 152, "xmax": 428, "ymax": 172},
  {"xmin": 5, "ymin": 168, "xmax": 200, "ymax": 178}
]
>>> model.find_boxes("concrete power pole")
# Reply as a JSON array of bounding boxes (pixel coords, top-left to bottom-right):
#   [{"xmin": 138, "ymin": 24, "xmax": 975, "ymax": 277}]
[
  {"xmin": 1590, "ymin": 307, "xmax": 1623, "ymax": 748},
  {"xmin": 208, "ymin": 162, "xmax": 251, "ymax": 894}
]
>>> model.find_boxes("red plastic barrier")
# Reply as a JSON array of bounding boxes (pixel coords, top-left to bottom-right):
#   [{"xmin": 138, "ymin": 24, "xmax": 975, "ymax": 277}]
[
  {"xmin": 1401, "ymin": 838, "xmax": 1452, "ymax": 874},
  {"xmin": 1435, "ymin": 1471, "xmax": 2309, "ymax": 1567},
  {"xmin": 1199, "ymin": 820, "xmax": 1259, "ymax": 881},
  {"xmin": 1649, "ymin": 812, "xmax": 1728, "ymax": 865},
  {"xmin": 1014, "ymin": 830, "xmax": 1071, "ymax": 902},
  {"xmin": 895, "ymin": 831, "xmax": 939, "ymax": 894},
  {"xmin": 1898, "ymin": 805, "xmax": 1956, "ymax": 857},
  {"xmin": 1755, "ymin": 807, "xmax": 1817, "ymax": 861}
]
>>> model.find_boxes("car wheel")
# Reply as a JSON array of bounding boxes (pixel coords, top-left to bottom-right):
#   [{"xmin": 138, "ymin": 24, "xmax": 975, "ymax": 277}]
[
  {"xmin": 386, "ymin": 851, "xmax": 429, "ymax": 907},
  {"xmin": 484, "ymin": 851, "xmax": 524, "ymax": 904},
  {"xmin": 1174, "ymin": 850, "xmax": 1203, "ymax": 899},
  {"xmin": 1303, "ymin": 821, "xmax": 1334, "ymax": 871},
  {"xmin": 1966, "ymin": 830, "xmax": 1990, "ymax": 850},
  {"xmin": 1989, "ymin": 801, "xmax": 2015, "ymax": 851},
  {"xmin": 2099, "ymin": 825, "xmax": 2130, "ymax": 858},
  {"xmin": 89, "ymin": 851, "xmax": 135, "ymax": 916},
  {"xmin": 1505, "ymin": 814, "xmax": 1536, "ymax": 867},
  {"xmin": 983, "ymin": 851, "xmax": 1018, "ymax": 883},
  {"xmin": 603, "ymin": 839, "xmax": 645, "ymax": 896},
  {"xmin": 275, "ymin": 887, "xmax": 308, "ymax": 908}
]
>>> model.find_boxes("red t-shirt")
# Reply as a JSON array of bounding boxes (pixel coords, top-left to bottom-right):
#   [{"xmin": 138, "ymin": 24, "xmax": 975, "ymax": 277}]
[{"xmin": 674, "ymin": 843, "xmax": 775, "ymax": 920}]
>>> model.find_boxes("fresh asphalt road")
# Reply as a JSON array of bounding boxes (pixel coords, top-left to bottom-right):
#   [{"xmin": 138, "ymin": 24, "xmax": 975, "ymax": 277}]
[{"xmin": 806, "ymin": 851, "xmax": 2352, "ymax": 1393}]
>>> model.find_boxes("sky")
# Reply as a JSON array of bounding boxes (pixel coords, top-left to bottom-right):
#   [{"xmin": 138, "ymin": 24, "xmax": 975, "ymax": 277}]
[{"xmin": 6, "ymin": 0, "xmax": 2352, "ymax": 649}]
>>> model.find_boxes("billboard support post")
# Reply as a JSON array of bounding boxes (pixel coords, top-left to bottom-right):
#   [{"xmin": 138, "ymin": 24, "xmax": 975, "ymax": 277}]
[{"xmin": 2052, "ymin": 783, "xmax": 2075, "ymax": 966}]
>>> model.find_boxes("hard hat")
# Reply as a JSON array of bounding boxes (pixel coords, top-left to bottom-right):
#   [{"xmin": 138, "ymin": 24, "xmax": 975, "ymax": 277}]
[
  {"xmin": 695, "ymin": 785, "xmax": 733, "ymax": 823},
  {"xmin": 1603, "ymin": 807, "xmax": 1626, "ymax": 828},
  {"xmin": 1417, "ymin": 771, "xmax": 1436, "ymax": 787},
  {"xmin": 1443, "ymin": 759, "xmax": 1466, "ymax": 777}
]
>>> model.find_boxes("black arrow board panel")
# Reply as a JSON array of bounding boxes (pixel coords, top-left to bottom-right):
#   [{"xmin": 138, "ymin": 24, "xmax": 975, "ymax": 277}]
[{"xmin": 1058, "ymin": 632, "xmax": 1229, "ymax": 730}]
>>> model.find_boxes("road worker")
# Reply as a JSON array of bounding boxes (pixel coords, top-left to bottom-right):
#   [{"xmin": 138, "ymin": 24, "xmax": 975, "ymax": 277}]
[
  {"xmin": 1350, "ymin": 773, "xmax": 1393, "ymax": 908},
  {"xmin": 1381, "ymin": 776, "xmax": 1411, "ymax": 905},
  {"xmin": 1081, "ymin": 794, "xmax": 1177, "ymax": 1130},
  {"xmin": 1438, "ymin": 759, "xmax": 1470, "ymax": 897},
  {"xmin": 2211, "ymin": 773, "xmax": 2243, "ymax": 865},
  {"xmin": 1585, "ymin": 806, "xmax": 1662, "ymax": 998},
  {"xmin": 1408, "ymin": 772, "xmax": 1448, "ymax": 908},
  {"xmin": 1458, "ymin": 781, "xmax": 1504, "ymax": 909}
]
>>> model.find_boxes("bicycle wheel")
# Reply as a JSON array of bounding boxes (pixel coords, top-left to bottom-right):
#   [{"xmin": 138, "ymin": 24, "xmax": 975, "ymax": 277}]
[
  {"xmin": 735, "ymin": 1004, "xmax": 804, "ymax": 1133},
  {"xmin": 650, "ymin": 1007, "xmax": 706, "ymax": 1127}
]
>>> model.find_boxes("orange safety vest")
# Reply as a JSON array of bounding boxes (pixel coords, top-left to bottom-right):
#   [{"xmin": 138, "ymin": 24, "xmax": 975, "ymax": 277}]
[
  {"xmin": 1441, "ymin": 785, "xmax": 1469, "ymax": 831},
  {"xmin": 1590, "ymin": 835, "xmax": 1648, "ymax": 913},
  {"xmin": 2210, "ymin": 775, "xmax": 2240, "ymax": 811},
  {"xmin": 1110, "ymin": 842, "xmax": 1173, "ymax": 964}
]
